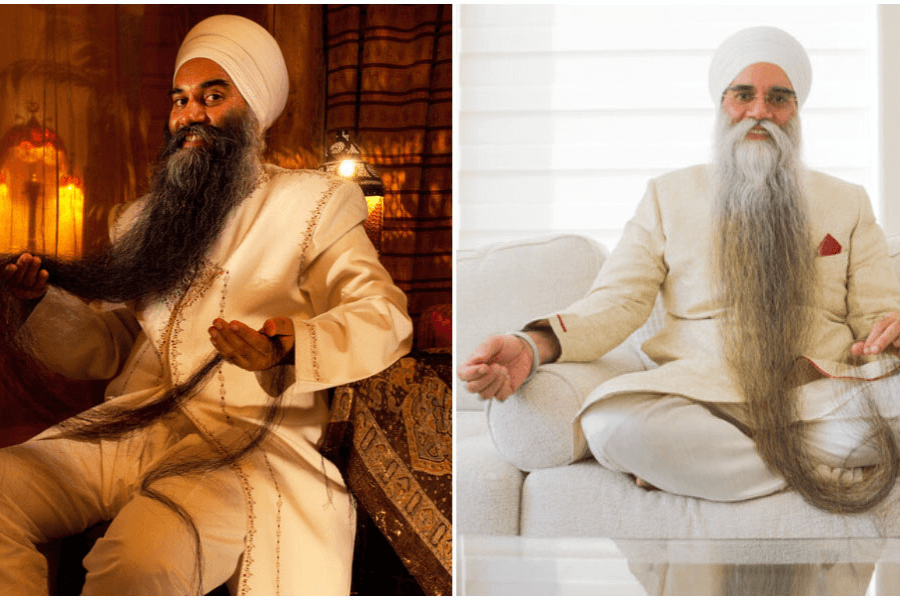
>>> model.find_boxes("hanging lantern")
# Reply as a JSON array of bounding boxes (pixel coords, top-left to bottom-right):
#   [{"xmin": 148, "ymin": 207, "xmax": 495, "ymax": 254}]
[
  {"xmin": 57, "ymin": 175, "xmax": 84, "ymax": 256},
  {"xmin": 0, "ymin": 104, "xmax": 83, "ymax": 257},
  {"xmin": 319, "ymin": 130, "xmax": 384, "ymax": 253}
]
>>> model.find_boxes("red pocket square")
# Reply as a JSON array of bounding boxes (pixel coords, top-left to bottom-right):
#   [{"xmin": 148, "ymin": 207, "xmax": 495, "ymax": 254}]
[{"xmin": 818, "ymin": 234, "xmax": 842, "ymax": 257}]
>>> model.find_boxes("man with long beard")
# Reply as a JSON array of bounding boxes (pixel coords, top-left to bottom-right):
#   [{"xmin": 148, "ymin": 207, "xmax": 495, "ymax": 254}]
[
  {"xmin": 0, "ymin": 15, "xmax": 412, "ymax": 595},
  {"xmin": 460, "ymin": 26, "xmax": 900, "ymax": 513}
]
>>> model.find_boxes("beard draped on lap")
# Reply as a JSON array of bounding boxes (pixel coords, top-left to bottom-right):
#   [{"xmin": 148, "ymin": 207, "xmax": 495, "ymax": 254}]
[
  {"xmin": 713, "ymin": 112, "xmax": 899, "ymax": 513},
  {"xmin": 0, "ymin": 109, "xmax": 287, "ymax": 593}
]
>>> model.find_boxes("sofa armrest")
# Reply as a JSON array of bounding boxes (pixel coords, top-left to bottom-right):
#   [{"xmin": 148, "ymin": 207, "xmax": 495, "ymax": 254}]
[{"xmin": 485, "ymin": 342, "xmax": 646, "ymax": 471}]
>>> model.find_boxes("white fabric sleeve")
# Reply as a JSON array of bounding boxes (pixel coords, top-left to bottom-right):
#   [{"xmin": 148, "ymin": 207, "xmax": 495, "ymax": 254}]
[
  {"xmin": 289, "ymin": 182, "xmax": 413, "ymax": 389},
  {"xmin": 844, "ymin": 187, "xmax": 900, "ymax": 338},
  {"xmin": 22, "ymin": 287, "xmax": 141, "ymax": 380},
  {"xmin": 547, "ymin": 179, "xmax": 667, "ymax": 363}
]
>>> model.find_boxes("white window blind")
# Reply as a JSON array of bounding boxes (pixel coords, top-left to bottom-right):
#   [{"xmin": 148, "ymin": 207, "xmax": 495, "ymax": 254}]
[{"xmin": 457, "ymin": 5, "xmax": 878, "ymax": 252}]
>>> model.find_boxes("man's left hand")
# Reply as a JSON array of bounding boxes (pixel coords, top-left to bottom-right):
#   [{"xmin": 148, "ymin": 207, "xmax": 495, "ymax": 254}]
[
  {"xmin": 209, "ymin": 317, "xmax": 295, "ymax": 371},
  {"xmin": 851, "ymin": 312, "xmax": 900, "ymax": 357}
]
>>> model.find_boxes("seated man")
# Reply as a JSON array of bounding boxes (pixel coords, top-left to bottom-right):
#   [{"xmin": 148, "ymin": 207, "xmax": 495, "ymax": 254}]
[
  {"xmin": 460, "ymin": 26, "xmax": 900, "ymax": 513},
  {"xmin": 0, "ymin": 14, "xmax": 412, "ymax": 595}
]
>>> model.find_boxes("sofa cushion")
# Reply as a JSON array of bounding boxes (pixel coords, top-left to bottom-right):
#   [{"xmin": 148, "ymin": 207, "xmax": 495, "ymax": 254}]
[
  {"xmin": 456, "ymin": 234, "xmax": 606, "ymax": 412},
  {"xmin": 520, "ymin": 460, "xmax": 900, "ymax": 539},
  {"xmin": 486, "ymin": 343, "xmax": 646, "ymax": 471}
]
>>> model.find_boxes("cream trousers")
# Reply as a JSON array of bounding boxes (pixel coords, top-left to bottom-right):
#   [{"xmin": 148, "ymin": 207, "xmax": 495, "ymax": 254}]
[
  {"xmin": 580, "ymin": 374, "xmax": 900, "ymax": 501},
  {"xmin": 0, "ymin": 412, "xmax": 246, "ymax": 595}
]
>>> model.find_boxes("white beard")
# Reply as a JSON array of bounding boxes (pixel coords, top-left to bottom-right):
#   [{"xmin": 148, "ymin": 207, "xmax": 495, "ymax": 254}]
[{"xmin": 712, "ymin": 109, "xmax": 815, "ymax": 443}]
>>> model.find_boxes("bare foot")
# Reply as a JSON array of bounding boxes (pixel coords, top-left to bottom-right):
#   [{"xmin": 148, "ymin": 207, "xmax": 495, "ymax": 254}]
[{"xmin": 632, "ymin": 475, "xmax": 660, "ymax": 491}]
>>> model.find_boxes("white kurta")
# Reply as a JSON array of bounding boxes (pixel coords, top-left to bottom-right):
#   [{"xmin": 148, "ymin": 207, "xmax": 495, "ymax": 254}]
[
  {"xmin": 542, "ymin": 164, "xmax": 900, "ymax": 412},
  {"xmin": 23, "ymin": 166, "xmax": 413, "ymax": 594}
]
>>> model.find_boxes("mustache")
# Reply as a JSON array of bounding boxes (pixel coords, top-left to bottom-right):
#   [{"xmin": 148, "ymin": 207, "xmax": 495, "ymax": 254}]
[
  {"xmin": 172, "ymin": 123, "xmax": 217, "ymax": 146},
  {"xmin": 162, "ymin": 121, "xmax": 246, "ymax": 160},
  {"xmin": 722, "ymin": 118, "xmax": 788, "ymax": 147}
]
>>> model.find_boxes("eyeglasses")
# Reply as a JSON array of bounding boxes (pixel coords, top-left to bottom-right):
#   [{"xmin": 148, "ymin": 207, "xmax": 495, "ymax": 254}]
[{"xmin": 722, "ymin": 85, "xmax": 797, "ymax": 109}]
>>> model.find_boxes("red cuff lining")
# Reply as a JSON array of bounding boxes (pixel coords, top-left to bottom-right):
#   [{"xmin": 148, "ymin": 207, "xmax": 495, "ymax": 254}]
[{"xmin": 556, "ymin": 314, "xmax": 567, "ymax": 332}]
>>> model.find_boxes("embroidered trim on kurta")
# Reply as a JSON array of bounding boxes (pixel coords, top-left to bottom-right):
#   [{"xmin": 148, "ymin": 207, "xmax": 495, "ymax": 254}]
[
  {"xmin": 159, "ymin": 260, "xmax": 223, "ymax": 384},
  {"xmin": 292, "ymin": 174, "xmax": 338, "ymax": 383},
  {"xmin": 183, "ymin": 405, "xmax": 260, "ymax": 596},
  {"xmin": 310, "ymin": 325, "xmax": 321, "ymax": 382},
  {"xmin": 216, "ymin": 271, "xmax": 233, "ymax": 427},
  {"xmin": 296, "ymin": 173, "xmax": 341, "ymax": 272},
  {"xmin": 262, "ymin": 451, "xmax": 283, "ymax": 595}
]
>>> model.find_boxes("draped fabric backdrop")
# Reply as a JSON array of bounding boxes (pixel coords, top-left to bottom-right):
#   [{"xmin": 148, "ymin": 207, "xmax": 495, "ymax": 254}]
[
  {"xmin": 324, "ymin": 4, "xmax": 452, "ymax": 329},
  {"xmin": 0, "ymin": 3, "xmax": 453, "ymax": 440}
]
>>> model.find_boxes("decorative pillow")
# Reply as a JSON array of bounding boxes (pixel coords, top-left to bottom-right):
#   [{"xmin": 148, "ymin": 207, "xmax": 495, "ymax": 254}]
[{"xmin": 485, "ymin": 343, "xmax": 646, "ymax": 471}]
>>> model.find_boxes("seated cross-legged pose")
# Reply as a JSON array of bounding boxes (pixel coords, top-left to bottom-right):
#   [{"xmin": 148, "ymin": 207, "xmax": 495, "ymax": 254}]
[{"xmin": 460, "ymin": 26, "xmax": 900, "ymax": 513}]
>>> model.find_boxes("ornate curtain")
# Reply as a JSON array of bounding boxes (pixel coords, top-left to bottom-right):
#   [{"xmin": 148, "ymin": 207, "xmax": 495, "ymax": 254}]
[
  {"xmin": 323, "ymin": 4, "xmax": 452, "ymax": 331},
  {"xmin": 0, "ymin": 5, "xmax": 149, "ymax": 258}
]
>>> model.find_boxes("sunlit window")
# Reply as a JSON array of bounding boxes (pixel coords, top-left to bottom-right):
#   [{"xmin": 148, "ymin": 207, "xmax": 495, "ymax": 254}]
[{"xmin": 457, "ymin": 5, "xmax": 878, "ymax": 251}]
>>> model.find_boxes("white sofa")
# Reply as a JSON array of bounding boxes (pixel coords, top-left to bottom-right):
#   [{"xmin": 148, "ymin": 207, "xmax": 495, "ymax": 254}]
[{"xmin": 456, "ymin": 233, "xmax": 900, "ymax": 593}]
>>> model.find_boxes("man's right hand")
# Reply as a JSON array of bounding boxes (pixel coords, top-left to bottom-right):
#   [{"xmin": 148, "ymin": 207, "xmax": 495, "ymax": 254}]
[
  {"xmin": 2, "ymin": 253, "xmax": 49, "ymax": 300},
  {"xmin": 458, "ymin": 334, "xmax": 536, "ymax": 401}
]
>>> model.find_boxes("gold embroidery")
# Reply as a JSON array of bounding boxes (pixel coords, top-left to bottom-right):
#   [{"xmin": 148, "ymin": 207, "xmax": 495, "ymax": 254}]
[
  {"xmin": 218, "ymin": 271, "xmax": 232, "ymax": 426},
  {"xmin": 402, "ymin": 375, "xmax": 452, "ymax": 477},
  {"xmin": 158, "ymin": 260, "xmax": 223, "ymax": 384},
  {"xmin": 310, "ymin": 325, "xmax": 320, "ymax": 382},
  {"xmin": 297, "ymin": 173, "xmax": 342, "ymax": 272},
  {"xmin": 182, "ymin": 407, "xmax": 259, "ymax": 596},
  {"xmin": 354, "ymin": 406, "xmax": 453, "ymax": 573},
  {"xmin": 262, "ymin": 452, "xmax": 283, "ymax": 595}
]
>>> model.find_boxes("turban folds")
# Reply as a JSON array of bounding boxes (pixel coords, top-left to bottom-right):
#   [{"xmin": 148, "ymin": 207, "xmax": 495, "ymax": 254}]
[
  {"xmin": 175, "ymin": 14, "xmax": 289, "ymax": 131},
  {"xmin": 708, "ymin": 26, "xmax": 812, "ymax": 108}
]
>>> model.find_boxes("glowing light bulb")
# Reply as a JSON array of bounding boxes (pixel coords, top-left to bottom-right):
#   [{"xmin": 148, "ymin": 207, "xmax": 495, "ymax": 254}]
[{"xmin": 338, "ymin": 160, "xmax": 356, "ymax": 178}]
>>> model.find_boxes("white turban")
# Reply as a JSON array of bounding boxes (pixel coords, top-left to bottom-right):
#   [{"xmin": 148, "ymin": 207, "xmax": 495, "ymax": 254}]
[
  {"xmin": 175, "ymin": 14, "xmax": 289, "ymax": 131},
  {"xmin": 708, "ymin": 26, "xmax": 812, "ymax": 108}
]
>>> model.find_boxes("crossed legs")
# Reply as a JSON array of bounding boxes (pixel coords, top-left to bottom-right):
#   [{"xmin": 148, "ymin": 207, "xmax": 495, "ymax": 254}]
[{"xmin": 580, "ymin": 374, "xmax": 900, "ymax": 501}]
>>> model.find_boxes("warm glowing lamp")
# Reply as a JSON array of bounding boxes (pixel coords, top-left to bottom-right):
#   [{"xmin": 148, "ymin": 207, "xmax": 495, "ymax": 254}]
[
  {"xmin": 318, "ymin": 130, "xmax": 385, "ymax": 253},
  {"xmin": 57, "ymin": 175, "xmax": 84, "ymax": 256},
  {"xmin": 0, "ymin": 103, "xmax": 83, "ymax": 257}
]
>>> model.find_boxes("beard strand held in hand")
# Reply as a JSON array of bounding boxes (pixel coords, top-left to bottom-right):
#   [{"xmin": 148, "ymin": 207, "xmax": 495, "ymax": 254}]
[
  {"xmin": 0, "ymin": 110, "xmax": 290, "ymax": 593},
  {"xmin": 1, "ymin": 109, "xmax": 263, "ymax": 423},
  {"xmin": 713, "ymin": 112, "xmax": 899, "ymax": 513},
  {"xmin": 42, "ymin": 110, "xmax": 260, "ymax": 303}
]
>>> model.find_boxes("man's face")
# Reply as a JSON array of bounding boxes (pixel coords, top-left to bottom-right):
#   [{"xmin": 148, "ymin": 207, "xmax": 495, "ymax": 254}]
[
  {"xmin": 721, "ymin": 62, "xmax": 797, "ymax": 141},
  {"xmin": 168, "ymin": 57, "xmax": 249, "ymax": 149}
]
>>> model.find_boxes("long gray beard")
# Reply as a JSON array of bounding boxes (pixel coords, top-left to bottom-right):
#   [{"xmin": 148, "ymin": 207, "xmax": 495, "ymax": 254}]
[
  {"xmin": 712, "ymin": 112, "xmax": 898, "ymax": 513},
  {"xmin": 713, "ymin": 112, "xmax": 814, "ymax": 422}
]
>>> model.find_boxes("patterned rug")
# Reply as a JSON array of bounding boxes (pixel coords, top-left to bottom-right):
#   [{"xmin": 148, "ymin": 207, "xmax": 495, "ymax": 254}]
[{"xmin": 322, "ymin": 349, "xmax": 452, "ymax": 595}]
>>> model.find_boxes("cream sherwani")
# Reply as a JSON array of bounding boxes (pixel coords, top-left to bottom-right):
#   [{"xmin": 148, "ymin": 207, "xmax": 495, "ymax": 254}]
[
  {"xmin": 10, "ymin": 166, "xmax": 412, "ymax": 594},
  {"xmin": 563, "ymin": 164, "xmax": 900, "ymax": 502},
  {"xmin": 548, "ymin": 164, "xmax": 900, "ymax": 408},
  {"xmin": 565, "ymin": 164, "xmax": 900, "ymax": 594}
]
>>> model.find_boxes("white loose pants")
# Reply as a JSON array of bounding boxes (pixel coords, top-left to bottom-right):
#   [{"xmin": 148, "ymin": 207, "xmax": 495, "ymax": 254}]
[
  {"xmin": 0, "ymin": 412, "xmax": 247, "ymax": 595},
  {"xmin": 581, "ymin": 374, "xmax": 900, "ymax": 501}
]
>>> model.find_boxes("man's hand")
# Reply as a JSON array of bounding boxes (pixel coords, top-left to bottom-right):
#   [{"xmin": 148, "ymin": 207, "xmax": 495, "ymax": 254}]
[
  {"xmin": 1, "ymin": 253, "xmax": 49, "ymax": 300},
  {"xmin": 209, "ymin": 317, "xmax": 295, "ymax": 371},
  {"xmin": 851, "ymin": 312, "xmax": 900, "ymax": 357},
  {"xmin": 458, "ymin": 334, "xmax": 535, "ymax": 401}
]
